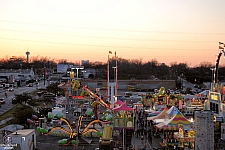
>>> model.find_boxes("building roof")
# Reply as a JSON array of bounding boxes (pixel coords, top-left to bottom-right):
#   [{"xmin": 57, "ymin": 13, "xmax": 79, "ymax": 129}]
[{"xmin": 10, "ymin": 129, "xmax": 35, "ymax": 136}]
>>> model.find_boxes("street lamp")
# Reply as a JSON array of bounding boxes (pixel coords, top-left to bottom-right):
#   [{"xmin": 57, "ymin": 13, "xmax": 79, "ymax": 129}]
[
  {"xmin": 43, "ymin": 64, "xmax": 46, "ymax": 87},
  {"xmin": 180, "ymin": 73, "xmax": 184, "ymax": 90},
  {"xmin": 112, "ymin": 66, "xmax": 116, "ymax": 108},
  {"xmin": 210, "ymin": 68, "xmax": 215, "ymax": 83},
  {"xmin": 20, "ymin": 63, "xmax": 22, "ymax": 86},
  {"xmin": 81, "ymin": 70, "xmax": 86, "ymax": 86}
]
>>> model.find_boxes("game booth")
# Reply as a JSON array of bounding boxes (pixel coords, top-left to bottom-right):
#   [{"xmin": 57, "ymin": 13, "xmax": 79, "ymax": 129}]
[
  {"xmin": 113, "ymin": 103, "xmax": 135, "ymax": 149},
  {"xmin": 173, "ymin": 124, "xmax": 195, "ymax": 149}
]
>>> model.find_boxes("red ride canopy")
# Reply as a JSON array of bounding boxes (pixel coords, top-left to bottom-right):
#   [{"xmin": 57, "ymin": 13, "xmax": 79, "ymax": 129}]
[
  {"xmin": 72, "ymin": 96, "xmax": 84, "ymax": 99},
  {"xmin": 115, "ymin": 100, "xmax": 124, "ymax": 105}
]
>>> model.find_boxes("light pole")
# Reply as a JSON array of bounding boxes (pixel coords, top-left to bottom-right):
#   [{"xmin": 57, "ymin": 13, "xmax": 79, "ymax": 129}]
[
  {"xmin": 181, "ymin": 73, "xmax": 183, "ymax": 90},
  {"xmin": 112, "ymin": 67, "xmax": 116, "ymax": 83},
  {"xmin": 44, "ymin": 64, "xmax": 46, "ymax": 87},
  {"xmin": 20, "ymin": 63, "xmax": 22, "ymax": 86},
  {"xmin": 81, "ymin": 70, "xmax": 86, "ymax": 86},
  {"xmin": 112, "ymin": 67, "xmax": 116, "ymax": 108},
  {"xmin": 210, "ymin": 68, "xmax": 215, "ymax": 91},
  {"xmin": 107, "ymin": 51, "xmax": 113, "ymax": 102},
  {"xmin": 115, "ymin": 51, "xmax": 118, "ymax": 97},
  {"xmin": 73, "ymin": 66, "xmax": 84, "ymax": 150}
]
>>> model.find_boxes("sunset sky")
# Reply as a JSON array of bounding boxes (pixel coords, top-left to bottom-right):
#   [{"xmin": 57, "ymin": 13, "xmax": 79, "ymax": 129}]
[{"xmin": 1, "ymin": 0, "xmax": 225, "ymax": 67}]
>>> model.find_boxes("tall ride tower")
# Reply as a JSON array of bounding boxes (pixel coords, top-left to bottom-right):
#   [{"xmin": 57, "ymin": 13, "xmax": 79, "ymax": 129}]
[{"xmin": 26, "ymin": 51, "xmax": 30, "ymax": 63}]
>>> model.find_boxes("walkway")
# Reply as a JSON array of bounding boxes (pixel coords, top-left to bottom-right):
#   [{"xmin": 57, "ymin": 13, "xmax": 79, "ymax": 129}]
[{"xmin": 132, "ymin": 110, "xmax": 166, "ymax": 150}]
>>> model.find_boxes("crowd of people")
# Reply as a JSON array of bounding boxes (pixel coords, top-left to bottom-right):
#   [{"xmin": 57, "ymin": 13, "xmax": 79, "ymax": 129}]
[{"xmin": 134, "ymin": 110, "xmax": 152, "ymax": 147}]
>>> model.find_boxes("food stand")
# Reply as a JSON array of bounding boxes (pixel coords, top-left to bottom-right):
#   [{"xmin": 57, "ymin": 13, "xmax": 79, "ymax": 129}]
[{"xmin": 174, "ymin": 124, "xmax": 195, "ymax": 149}]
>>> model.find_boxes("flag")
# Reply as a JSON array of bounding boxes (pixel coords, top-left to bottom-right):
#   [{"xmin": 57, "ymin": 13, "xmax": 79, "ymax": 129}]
[
  {"xmin": 3, "ymin": 130, "xmax": 8, "ymax": 144},
  {"xmin": 109, "ymin": 51, "xmax": 112, "ymax": 54},
  {"xmin": 219, "ymin": 46, "xmax": 224, "ymax": 50},
  {"xmin": 219, "ymin": 42, "xmax": 224, "ymax": 45}
]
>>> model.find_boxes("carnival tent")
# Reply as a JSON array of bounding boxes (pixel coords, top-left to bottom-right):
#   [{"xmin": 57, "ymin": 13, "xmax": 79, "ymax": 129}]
[
  {"xmin": 114, "ymin": 100, "xmax": 124, "ymax": 105},
  {"xmin": 156, "ymin": 109, "xmax": 193, "ymax": 130},
  {"xmin": 113, "ymin": 103, "xmax": 134, "ymax": 111},
  {"xmin": 149, "ymin": 105, "xmax": 167, "ymax": 116},
  {"xmin": 147, "ymin": 107, "xmax": 168, "ymax": 121},
  {"xmin": 165, "ymin": 106, "xmax": 179, "ymax": 118}
]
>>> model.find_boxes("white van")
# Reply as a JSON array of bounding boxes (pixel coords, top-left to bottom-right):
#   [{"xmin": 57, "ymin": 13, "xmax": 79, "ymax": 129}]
[{"xmin": 5, "ymin": 84, "xmax": 10, "ymax": 89}]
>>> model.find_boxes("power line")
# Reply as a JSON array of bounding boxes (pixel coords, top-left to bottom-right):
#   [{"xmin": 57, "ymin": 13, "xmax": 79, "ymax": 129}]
[
  {"xmin": 0, "ymin": 37, "xmax": 214, "ymax": 51},
  {"xmin": 0, "ymin": 20, "xmax": 224, "ymax": 35},
  {"xmin": 0, "ymin": 29, "xmax": 217, "ymax": 43},
  {"xmin": 0, "ymin": 28, "xmax": 217, "ymax": 43}
]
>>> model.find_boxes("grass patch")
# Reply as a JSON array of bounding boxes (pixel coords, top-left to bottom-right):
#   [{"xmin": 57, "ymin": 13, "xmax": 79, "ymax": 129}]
[
  {"xmin": 0, "ymin": 104, "xmax": 23, "ymax": 120},
  {"xmin": 0, "ymin": 104, "xmax": 24, "ymax": 129},
  {"xmin": 29, "ymin": 89, "xmax": 39, "ymax": 96}
]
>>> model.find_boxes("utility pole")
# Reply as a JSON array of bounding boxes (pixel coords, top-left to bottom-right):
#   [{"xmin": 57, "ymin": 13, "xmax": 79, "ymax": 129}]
[{"xmin": 44, "ymin": 63, "xmax": 46, "ymax": 87}]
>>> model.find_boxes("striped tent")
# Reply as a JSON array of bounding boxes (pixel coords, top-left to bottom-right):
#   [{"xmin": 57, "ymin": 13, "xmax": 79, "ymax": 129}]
[
  {"xmin": 147, "ymin": 107, "xmax": 168, "ymax": 121},
  {"xmin": 156, "ymin": 109, "xmax": 193, "ymax": 130},
  {"xmin": 149, "ymin": 105, "xmax": 167, "ymax": 117},
  {"xmin": 165, "ymin": 106, "xmax": 179, "ymax": 119}
]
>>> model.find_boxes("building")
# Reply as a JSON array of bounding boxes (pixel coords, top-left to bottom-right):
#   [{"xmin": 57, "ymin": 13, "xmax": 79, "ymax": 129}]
[
  {"xmin": 81, "ymin": 60, "xmax": 90, "ymax": 65},
  {"xmin": 194, "ymin": 111, "xmax": 214, "ymax": 150},
  {"xmin": 0, "ymin": 68, "xmax": 34, "ymax": 86},
  {"xmin": 7, "ymin": 129, "xmax": 36, "ymax": 150}
]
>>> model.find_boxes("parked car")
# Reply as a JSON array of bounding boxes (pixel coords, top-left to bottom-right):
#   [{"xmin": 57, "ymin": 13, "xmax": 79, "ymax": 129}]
[
  {"xmin": 27, "ymin": 83, "xmax": 33, "ymax": 87},
  {"xmin": 8, "ymin": 87, "xmax": 14, "ymax": 91},
  {"xmin": 0, "ymin": 98, "xmax": 6, "ymax": 104}
]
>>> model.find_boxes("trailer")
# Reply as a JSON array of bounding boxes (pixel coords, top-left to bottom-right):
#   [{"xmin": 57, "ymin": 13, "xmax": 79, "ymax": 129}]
[
  {"xmin": 7, "ymin": 129, "xmax": 36, "ymax": 150},
  {"xmin": 52, "ymin": 107, "xmax": 66, "ymax": 119}
]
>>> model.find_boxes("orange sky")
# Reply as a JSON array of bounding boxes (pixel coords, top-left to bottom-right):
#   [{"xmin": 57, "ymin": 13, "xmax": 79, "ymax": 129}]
[{"xmin": 1, "ymin": 0, "xmax": 225, "ymax": 67}]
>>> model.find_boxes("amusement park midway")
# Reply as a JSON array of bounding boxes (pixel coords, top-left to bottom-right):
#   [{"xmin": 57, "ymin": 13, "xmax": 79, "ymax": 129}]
[{"xmin": 1, "ymin": 79, "xmax": 225, "ymax": 150}]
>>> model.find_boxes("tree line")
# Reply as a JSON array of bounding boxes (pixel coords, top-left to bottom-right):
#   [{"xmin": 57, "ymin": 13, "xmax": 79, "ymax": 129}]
[{"xmin": 0, "ymin": 55, "xmax": 225, "ymax": 85}]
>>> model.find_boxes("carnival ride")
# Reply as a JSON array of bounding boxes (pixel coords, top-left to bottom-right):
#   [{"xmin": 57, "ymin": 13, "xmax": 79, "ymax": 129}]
[
  {"xmin": 214, "ymin": 42, "xmax": 225, "ymax": 84},
  {"xmin": 58, "ymin": 80, "xmax": 113, "ymax": 123},
  {"xmin": 143, "ymin": 87, "xmax": 183, "ymax": 110},
  {"xmin": 57, "ymin": 81, "xmax": 131, "ymax": 148},
  {"xmin": 38, "ymin": 116, "xmax": 107, "ymax": 146},
  {"xmin": 99, "ymin": 125, "xmax": 113, "ymax": 150}
]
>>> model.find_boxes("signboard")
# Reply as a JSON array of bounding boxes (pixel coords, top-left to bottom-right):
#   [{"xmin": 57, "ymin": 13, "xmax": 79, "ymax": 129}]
[
  {"xmin": 216, "ymin": 116, "xmax": 223, "ymax": 122},
  {"xmin": 210, "ymin": 93, "xmax": 219, "ymax": 101}
]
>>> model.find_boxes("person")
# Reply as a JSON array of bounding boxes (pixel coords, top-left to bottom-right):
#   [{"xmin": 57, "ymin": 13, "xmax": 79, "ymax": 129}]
[
  {"xmin": 5, "ymin": 92, "xmax": 7, "ymax": 98},
  {"xmin": 149, "ymin": 135, "xmax": 152, "ymax": 144}
]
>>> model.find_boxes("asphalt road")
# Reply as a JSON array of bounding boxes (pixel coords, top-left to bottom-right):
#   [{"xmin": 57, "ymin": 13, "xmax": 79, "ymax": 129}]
[{"xmin": 0, "ymin": 82, "xmax": 45, "ymax": 115}]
